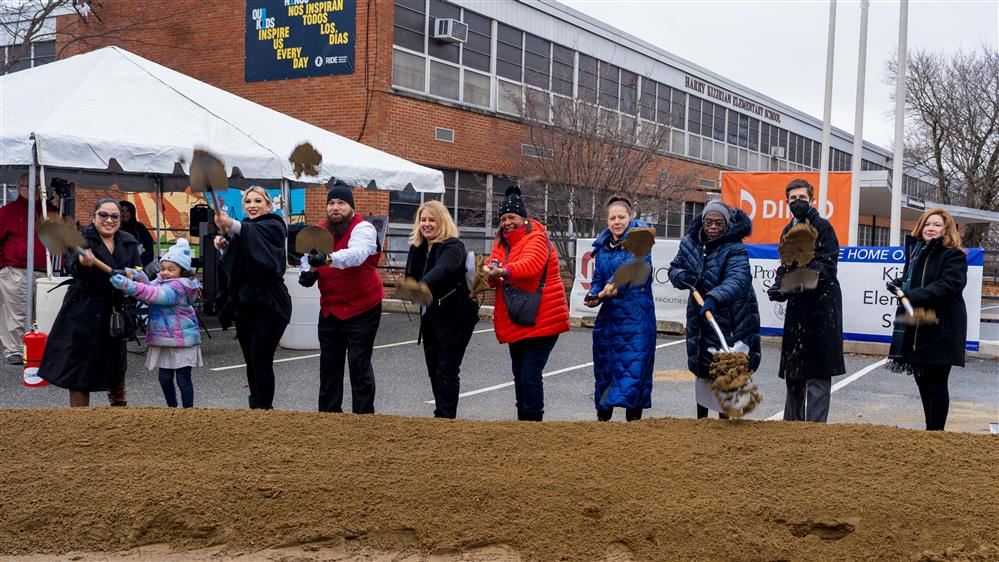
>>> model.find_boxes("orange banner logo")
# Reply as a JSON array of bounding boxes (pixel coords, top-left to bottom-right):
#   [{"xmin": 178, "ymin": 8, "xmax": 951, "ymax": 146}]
[{"xmin": 721, "ymin": 172, "xmax": 852, "ymax": 244}]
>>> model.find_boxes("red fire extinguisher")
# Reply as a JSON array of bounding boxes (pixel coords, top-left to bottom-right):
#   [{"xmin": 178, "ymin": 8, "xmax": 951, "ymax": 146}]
[{"xmin": 23, "ymin": 327, "xmax": 48, "ymax": 387}]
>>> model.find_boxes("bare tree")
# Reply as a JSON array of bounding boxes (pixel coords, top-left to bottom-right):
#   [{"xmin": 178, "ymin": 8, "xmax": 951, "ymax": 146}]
[
  {"xmin": 510, "ymin": 90, "xmax": 697, "ymax": 272},
  {"xmin": 1, "ymin": 0, "xmax": 183, "ymax": 74},
  {"xmin": 887, "ymin": 47, "xmax": 999, "ymax": 248}
]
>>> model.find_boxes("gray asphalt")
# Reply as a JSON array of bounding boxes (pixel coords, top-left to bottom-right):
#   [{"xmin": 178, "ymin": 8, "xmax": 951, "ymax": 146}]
[{"xmin": 2, "ymin": 312, "xmax": 996, "ymax": 433}]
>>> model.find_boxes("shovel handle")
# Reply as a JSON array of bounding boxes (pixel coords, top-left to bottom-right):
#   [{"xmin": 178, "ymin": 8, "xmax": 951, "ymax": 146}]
[
  {"xmin": 893, "ymin": 288, "xmax": 915, "ymax": 317},
  {"xmin": 73, "ymin": 247, "xmax": 113, "ymax": 275},
  {"xmin": 691, "ymin": 289, "xmax": 731, "ymax": 353}
]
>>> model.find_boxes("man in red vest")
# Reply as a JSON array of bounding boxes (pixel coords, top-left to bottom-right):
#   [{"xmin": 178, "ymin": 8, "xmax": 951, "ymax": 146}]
[
  {"xmin": 0, "ymin": 173, "xmax": 52, "ymax": 365},
  {"xmin": 299, "ymin": 181, "xmax": 383, "ymax": 413}
]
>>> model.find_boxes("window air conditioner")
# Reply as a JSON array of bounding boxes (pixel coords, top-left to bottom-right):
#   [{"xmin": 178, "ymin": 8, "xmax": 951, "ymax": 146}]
[
  {"xmin": 770, "ymin": 146, "xmax": 786, "ymax": 158},
  {"xmin": 433, "ymin": 18, "xmax": 468, "ymax": 44}
]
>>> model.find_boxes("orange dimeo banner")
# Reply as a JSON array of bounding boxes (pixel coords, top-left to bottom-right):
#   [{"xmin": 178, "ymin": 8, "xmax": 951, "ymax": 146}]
[{"xmin": 720, "ymin": 172, "xmax": 852, "ymax": 244}]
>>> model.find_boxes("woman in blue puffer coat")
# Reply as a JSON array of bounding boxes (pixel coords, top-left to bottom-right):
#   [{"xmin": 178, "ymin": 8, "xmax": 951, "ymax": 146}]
[
  {"xmin": 584, "ymin": 196, "xmax": 656, "ymax": 422},
  {"xmin": 668, "ymin": 201, "xmax": 760, "ymax": 419}
]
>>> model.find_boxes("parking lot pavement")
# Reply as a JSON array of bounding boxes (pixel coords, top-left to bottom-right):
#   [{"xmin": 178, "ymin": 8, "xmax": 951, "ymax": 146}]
[{"xmin": 2, "ymin": 312, "xmax": 996, "ymax": 433}]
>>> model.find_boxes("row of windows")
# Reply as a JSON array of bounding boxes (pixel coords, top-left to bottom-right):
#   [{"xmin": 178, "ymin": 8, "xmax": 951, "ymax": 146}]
[
  {"xmin": 1, "ymin": 40, "xmax": 55, "ymax": 73},
  {"xmin": 392, "ymin": 1, "xmax": 924, "ymax": 186},
  {"xmin": 388, "ymin": 169, "xmax": 705, "ymax": 241}
]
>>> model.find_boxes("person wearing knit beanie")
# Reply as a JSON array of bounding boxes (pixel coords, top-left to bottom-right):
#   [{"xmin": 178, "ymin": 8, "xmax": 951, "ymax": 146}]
[
  {"xmin": 326, "ymin": 179, "xmax": 355, "ymax": 209},
  {"xmin": 498, "ymin": 185, "xmax": 528, "ymax": 218},
  {"xmin": 160, "ymin": 237, "xmax": 193, "ymax": 272}
]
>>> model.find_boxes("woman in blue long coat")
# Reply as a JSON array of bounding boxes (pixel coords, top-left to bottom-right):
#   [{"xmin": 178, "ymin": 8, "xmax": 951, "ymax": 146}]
[
  {"xmin": 668, "ymin": 201, "xmax": 760, "ymax": 419},
  {"xmin": 584, "ymin": 196, "xmax": 656, "ymax": 422}
]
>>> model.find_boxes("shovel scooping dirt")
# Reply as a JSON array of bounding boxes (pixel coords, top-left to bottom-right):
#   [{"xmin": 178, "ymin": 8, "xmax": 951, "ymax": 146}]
[{"xmin": 690, "ymin": 288, "xmax": 762, "ymax": 418}]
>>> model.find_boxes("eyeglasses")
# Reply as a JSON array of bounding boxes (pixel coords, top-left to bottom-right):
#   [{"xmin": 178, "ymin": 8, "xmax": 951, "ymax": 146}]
[
  {"xmin": 703, "ymin": 219, "xmax": 727, "ymax": 228},
  {"xmin": 96, "ymin": 211, "xmax": 121, "ymax": 222}
]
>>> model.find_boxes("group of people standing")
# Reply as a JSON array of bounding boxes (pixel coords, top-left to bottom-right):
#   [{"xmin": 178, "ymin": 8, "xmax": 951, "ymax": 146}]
[{"xmin": 30, "ymin": 177, "xmax": 969, "ymax": 431}]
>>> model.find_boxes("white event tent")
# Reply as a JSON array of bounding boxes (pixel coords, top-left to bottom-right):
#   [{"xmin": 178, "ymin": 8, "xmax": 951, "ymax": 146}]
[{"xmin": 0, "ymin": 46, "xmax": 444, "ymax": 329}]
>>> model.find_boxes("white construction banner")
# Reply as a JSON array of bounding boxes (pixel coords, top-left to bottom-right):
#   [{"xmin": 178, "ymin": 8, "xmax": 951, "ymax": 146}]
[{"xmin": 571, "ymin": 240, "xmax": 984, "ymax": 351}]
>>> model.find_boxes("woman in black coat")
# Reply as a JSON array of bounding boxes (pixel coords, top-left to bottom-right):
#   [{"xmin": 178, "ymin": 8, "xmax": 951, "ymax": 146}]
[
  {"xmin": 403, "ymin": 200, "xmax": 479, "ymax": 419},
  {"xmin": 41, "ymin": 198, "xmax": 144, "ymax": 407},
  {"xmin": 888, "ymin": 208, "xmax": 968, "ymax": 431},
  {"xmin": 214, "ymin": 186, "xmax": 291, "ymax": 410}
]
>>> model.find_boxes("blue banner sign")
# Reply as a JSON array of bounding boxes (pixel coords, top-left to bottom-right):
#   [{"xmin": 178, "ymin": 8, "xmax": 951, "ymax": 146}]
[{"xmin": 245, "ymin": 0, "xmax": 355, "ymax": 82}]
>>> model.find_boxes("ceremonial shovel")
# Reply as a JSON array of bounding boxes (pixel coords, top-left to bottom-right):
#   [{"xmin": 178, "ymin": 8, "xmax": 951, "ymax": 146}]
[{"xmin": 37, "ymin": 218, "xmax": 113, "ymax": 274}]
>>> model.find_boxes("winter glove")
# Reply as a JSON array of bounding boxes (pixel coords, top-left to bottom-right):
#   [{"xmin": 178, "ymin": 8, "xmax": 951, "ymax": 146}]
[
  {"xmin": 109, "ymin": 273, "xmax": 136, "ymax": 296},
  {"xmin": 673, "ymin": 271, "xmax": 696, "ymax": 289},
  {"xmin": 699, "ymin": 296, "xmax": 717, "ymax": 318},
  {"xmin": 767, "ymin": 284, "xmax": 788, "ymax": 303},
  {"xmin": 307, "ymin": 250, "xmax": 327, "ymax": 268},
  {"xmin": 583, "ymin": 292, "xmax": 601, "ymax": 308},
  {"xmin": 299, "ymin": 254, "xmax": 311, "ymax": 273},
  {"xmin": 886, "ymin": 278, "xmax": 903, "ymax": 295}
]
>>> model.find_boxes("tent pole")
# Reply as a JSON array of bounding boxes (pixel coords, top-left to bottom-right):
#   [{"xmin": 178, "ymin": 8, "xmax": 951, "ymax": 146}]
[
  {"xmin": 281, "ymin": 179, "xmax": 290, "ymax": 225},
  {"xmin": 26, "ymin": 144, "xmax": 37, "ymax": 332},
  {"xmin": 38, "ymin": 165, "xmax": 53, "ymax": 278},
  {"xmin": 156, "ymin": 177, "xmax": 162, "ymax": 260}
]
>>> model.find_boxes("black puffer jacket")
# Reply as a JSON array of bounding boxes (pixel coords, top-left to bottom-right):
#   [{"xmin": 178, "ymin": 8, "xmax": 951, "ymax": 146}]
[
  {"xmin": 668, "ymin": 210, "xmax": 761, "ymax": 378},
  {"xmin": 889, "ymin": 235, "xmax": 967, "ymax": 368}
]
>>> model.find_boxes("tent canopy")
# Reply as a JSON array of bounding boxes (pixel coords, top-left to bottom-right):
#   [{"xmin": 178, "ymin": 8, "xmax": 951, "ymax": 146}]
[{"xmin": 0, "ymin": 46, "xmax": 443, "ymax": 193}]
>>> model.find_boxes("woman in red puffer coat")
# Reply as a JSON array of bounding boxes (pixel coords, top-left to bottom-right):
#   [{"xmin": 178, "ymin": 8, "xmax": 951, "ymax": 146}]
[{"xmin": 484, "ymin": 186, "xmax": 569, "ymax": 421}]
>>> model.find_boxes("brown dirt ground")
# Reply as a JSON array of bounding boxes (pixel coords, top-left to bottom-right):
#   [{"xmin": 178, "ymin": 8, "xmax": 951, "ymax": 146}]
[{"xmin": 1, "ymin": 409, "xmax": 997, "ymax": 561}]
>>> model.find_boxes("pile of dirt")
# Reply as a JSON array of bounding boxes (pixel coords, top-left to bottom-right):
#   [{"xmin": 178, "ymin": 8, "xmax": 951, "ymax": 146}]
[{"xmin": 1, "ymin": 409, "xmax": 996, "ymax": 561}]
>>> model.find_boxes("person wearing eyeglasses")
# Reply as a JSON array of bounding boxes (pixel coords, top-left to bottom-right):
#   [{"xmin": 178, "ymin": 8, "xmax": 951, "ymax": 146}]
[
  {"xmin": 668, "ymin": 200, "xmax": 760, "ymax": 420},
  {"xmin": 40, "ymin": 198, "xmax": 144, "ymax": 407}
]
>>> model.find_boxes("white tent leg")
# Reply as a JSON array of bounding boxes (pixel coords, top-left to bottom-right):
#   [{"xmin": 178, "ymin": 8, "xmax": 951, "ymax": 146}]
[
  {"xmin": 281, "ymin": 179, "xmax": 290, "ymax": 225},
  {"xmin": 26, "ymin": 153, "xmax": 37, "ymax": 332},
  {"xmin": 39, "ymin": 165, "xmax": 53, "ymax": 278}
]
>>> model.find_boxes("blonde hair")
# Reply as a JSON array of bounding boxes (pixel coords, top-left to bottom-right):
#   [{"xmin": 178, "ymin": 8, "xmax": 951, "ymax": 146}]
[
  {"xmin": 242, "ymin": 185, "xmax": 273, "ymax": 211},
  {"xmin": 912, "ymin": 208, "xmax": 963, "ymax": 250},
  {"xmin": 409, "ymin": 200, "xmax": 459, "ymax": 246}
]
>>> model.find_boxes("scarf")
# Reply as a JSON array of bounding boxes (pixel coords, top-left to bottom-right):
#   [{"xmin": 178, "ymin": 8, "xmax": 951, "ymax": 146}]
[{"xmin": 887, "ymin": 241, "xmax": 927, "ymax": 374}]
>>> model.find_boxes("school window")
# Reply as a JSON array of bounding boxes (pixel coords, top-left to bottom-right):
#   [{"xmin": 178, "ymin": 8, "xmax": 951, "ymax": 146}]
[
  {"xmin": 551, "ymin": 44, "xmax": 574, "ymax": 96},
  {"xmin": 577, "ymin": 54, "xmax": 598, "ymax": 104},
  {"xmin": 392, "ymin": 0, "xmax": 425, "ymax": 53},
  {"xmin": 620, "ymin": 69, "xmax": 638, "ymax": 116},
  {"xmin": 598, "ymin": 61, "xmax": 619, "ymax": 110},
  {"xmin": 748, "ymin": 118, "xmax": 760, "ymax": 152},
  {"xmin": 3, "ymin": 40, "xmax": 54, "ymax": 73},
  {"xmin": 461, "ymin": 10, "xmax": 491, "ymax": 72},
  {"xmin": 683, "ymin": 201, "xmax": 705, "ymax": 232},
  {"xmin": 640, "ymin": 78, "xmax": 657, "ymax": 121},
  {"xmin": 427, "ymin": 0, "xmax": 460, "ymax": 64},
  {"xmin": 711, "ymin": 103, "xmax": 725, "ymax": 142},
  {"xmin": 392, "ymin": 49, "xmax": 426, "ymax": 91},
  {"xmin": 496, "ymin": 23, "xmax": 523, "ymax": 82},
  {"xmin": 670, "ymin": 88, "xmax": 686, "ymax": 130},
  {"xmin": 523, "ymin": 33, "xmax": 550, "ymax": 89},
  {"xmin": 428, "ymin": 60, "xmax": 460, "ymax": 100},
  {"xmin": 463, "ymin": 69, "xmax": 490, "ymax": 107}
]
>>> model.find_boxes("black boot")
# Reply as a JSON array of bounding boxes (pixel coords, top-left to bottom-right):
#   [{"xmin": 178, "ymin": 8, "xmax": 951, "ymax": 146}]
[
  {"xmin": 596, "ymin": 408, "xmax": 613, "ymax": 422},
  {"xmin": 625, "ymin": 408, "xmax": 643, "ymax": 422},
  {"xmin": 248, "ymin": 395, "xmax": 258, "ymax": 409}
]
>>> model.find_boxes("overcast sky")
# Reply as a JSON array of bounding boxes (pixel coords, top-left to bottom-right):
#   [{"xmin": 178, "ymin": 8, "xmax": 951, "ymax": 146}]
[{"xmin": 562, "ymin": 0, "xmax": 998, "ymax": 150}]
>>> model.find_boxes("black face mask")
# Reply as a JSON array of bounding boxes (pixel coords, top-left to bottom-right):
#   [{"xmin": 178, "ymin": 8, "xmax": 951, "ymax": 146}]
[{"xmin": 789, "ymin": 199, "xmax": 811, "ymax": 220}]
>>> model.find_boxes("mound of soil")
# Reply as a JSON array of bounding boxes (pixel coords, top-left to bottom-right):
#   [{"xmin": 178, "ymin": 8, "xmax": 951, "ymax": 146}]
[{"xmin": 0, "ymin": 409, "xmax": 996, "ymax": 561}]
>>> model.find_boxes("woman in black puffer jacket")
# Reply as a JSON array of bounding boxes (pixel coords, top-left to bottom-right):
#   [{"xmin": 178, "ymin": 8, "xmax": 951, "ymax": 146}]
[
  {"xmin": 404, "ymin": 200, "xmax": 480, "ymax": 419},
  {"xmin": 668, "ymin": 201, "xmax": 761, "ymax": 419},
  {"xmin": 887, "ymin": 208, "xmax": 968, "ymax": 431}
]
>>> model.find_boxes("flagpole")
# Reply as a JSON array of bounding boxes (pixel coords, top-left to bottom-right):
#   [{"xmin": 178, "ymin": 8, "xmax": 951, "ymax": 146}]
[
  {"xmin": 889, "ymin": 0, "xmax": 909, "ymax": 245},
  {"xmin": 848, "ymin": 0, "xmax": 870, "ymax": 246},
  {"xmin": 817, "ymin": 0, "xmax": 837, "ymax": 218}
]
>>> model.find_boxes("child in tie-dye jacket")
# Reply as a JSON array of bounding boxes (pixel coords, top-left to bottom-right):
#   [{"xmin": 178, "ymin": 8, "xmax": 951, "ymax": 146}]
[{"xmin": 111, "ymin": 238, "xmax": 202, "ymax": 407}]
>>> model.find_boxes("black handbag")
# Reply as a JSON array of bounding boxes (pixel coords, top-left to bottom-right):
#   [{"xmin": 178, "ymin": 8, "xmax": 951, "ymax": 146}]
[{"xmin": 502, "ymin": 241, "xmax": 550, "ymax": 327}]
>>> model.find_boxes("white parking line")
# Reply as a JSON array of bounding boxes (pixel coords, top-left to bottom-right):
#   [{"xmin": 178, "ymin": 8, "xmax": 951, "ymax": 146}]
[
  {"xmin": 209, "ymin": 328, "xmax": 495, "ymax": 372},
  {"xmin": 766, "ymin": 358, "xmax": 889, "ymax": 421},
  {"xmin": 430, "ymin": 339, "xmax": 686, "ymax": 402}
]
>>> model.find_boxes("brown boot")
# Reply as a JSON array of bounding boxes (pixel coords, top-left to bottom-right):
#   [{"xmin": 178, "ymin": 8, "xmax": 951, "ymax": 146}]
[{"xmin": 108, "ymin": 382, "xmax": 127, "ymax": 407}]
